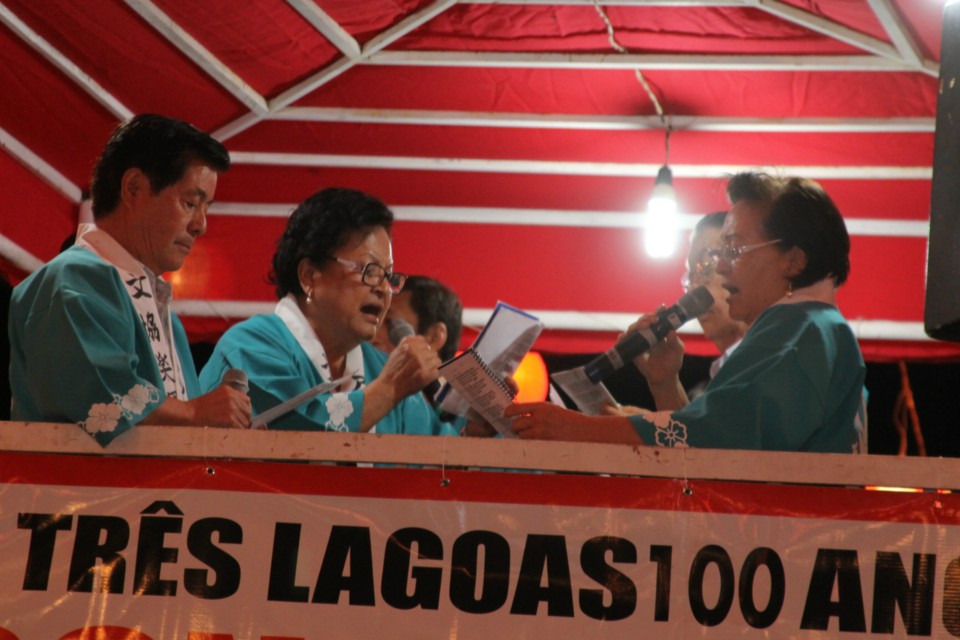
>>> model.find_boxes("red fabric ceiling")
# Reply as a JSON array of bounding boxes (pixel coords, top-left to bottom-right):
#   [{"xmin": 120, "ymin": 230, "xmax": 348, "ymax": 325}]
[{"xmin": 0, "ymin": 0, "xmax": 955, "ymax": 359}]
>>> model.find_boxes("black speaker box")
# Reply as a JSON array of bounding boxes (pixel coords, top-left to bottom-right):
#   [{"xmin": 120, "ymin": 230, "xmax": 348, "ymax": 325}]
[{"xmin": 925, "ymin": 1, "xmax": 960, "ymax": 340}]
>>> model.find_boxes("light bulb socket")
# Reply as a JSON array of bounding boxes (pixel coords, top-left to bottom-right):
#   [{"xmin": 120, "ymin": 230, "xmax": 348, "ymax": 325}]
[
  {"xmin": 650, "ymin": 164, "xmax": 677, "ymax": 206},
  {"xmin": 655, "ymin": 164, "xmax": 673, "ymax": 186}
]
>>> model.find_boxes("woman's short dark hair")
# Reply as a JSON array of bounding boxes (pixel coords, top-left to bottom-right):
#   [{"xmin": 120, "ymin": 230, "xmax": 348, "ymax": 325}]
[
  {"xmin": 403, "ymin": 276, "xmax": 463, "ymax": 362},
  {"xmin": 726, "ymin": 171, "xmax": 850, "ymax": 288},
  {"xmin": 270, "ymin": 188, "xmax": 394, "ymax": 299},
  {"xmin": 90, "ymin": 114, "xmax": 230, "ymax": 218}
]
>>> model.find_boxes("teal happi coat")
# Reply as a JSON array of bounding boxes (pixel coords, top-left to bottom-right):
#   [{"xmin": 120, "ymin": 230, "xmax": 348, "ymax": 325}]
[
  {"xmin": 200, "ymin": 313, "xmax": 456, "ymax": 436},
  {"xmin": 10, "ymin": 246, "xmax": 199, "ymax": 446},
  {"xmin": 630, "ymin": 301, "xmax": 866, "ymax": 453}
]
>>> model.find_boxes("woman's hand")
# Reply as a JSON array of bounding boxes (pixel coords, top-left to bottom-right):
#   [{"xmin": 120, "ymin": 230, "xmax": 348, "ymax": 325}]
[
  {"xmin": 620, "ymin": 311, "xmax": 690, "ymax": 411},
  {"xmin": 377, "ymin": 335, "xmax": 441, "ymax": 400},
  {"xmin": 622, "ymin": 309, "xmax": 684, "ymax": 386},
  {"xmin": 362, "ymin": 335, "xmax": 440, "ymax": 430},
  {"xmin": 600, "ymin": 401, "xmax": 646, "ymax": 417},
  {"xmin": 504, "ymin": 402, "xmax": 642, "ymax": 444},
  {"xmin": 504, "ymin": 402, "xmax": 588, "ymax": 440}
]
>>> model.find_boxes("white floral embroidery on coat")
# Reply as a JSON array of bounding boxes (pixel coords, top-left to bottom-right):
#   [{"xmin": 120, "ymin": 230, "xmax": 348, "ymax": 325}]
[
  {"xmin": 325, "ymin": 393, "xmax": 354, "ymax": 431},
  {"xmin": 638, "ymin": 410, "xmax": 689, "ymax": 447},
  {"xmin": 119, "ymin": 384, "xmax": 153, "ymax": 416},
  {"xmin": 80, "ymin": 382, "xmax": 161, "ymax": 435},
  {"xmin": 116, "ymin": 382, "xmax": 161, "ymax": 420},
  {"xmin": 82, "ymin": 403, "xmax": 122, "ymax": 434},
  {"xmin": 653, "ymin": 415, "xmax": 689, "ymax": 448}
]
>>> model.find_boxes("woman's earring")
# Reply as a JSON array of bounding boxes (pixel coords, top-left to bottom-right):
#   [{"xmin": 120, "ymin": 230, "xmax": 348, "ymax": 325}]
[
  {"xmin": 305, "ymin": 288, "xmax": 313, "ymax": 304},
  {"xmin": 786, "ymin": 281, "xmax": 794, "ymax": 298}
]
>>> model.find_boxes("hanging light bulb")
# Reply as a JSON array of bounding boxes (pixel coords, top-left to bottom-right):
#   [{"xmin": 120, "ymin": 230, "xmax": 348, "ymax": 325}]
[
  {"xmin": 644, "ymin": 129, "xmax": 679, "ymax": 258},
  {"xmin": 649, "ymin": 165, "xmax": 677, "ymax": 215}
]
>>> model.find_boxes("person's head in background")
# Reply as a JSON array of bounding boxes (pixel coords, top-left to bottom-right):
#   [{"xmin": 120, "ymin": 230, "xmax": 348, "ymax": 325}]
[
  {"xmin": 685, "ymin": 211, "xmax": 748, "ymax": 353},
  {"xmin": 371, "ymin": 275, "xmax": 463, "ymax": 362}
]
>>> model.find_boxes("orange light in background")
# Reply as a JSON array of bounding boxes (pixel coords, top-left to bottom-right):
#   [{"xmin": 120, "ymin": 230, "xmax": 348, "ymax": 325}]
[
  {"xmin": 865, "ymin": 487, "xmax": 952, "ymax": 494},
  {"xmin": 514, "ymin": 351, "xmax": 549, "ymax": 403},
  {"xmin": 865, "ymin": 486, "xmax": 923, "ymax": 493},
  {"xmin": 167, "ymin": 270, "xmax": 184, "ymax": 289}
]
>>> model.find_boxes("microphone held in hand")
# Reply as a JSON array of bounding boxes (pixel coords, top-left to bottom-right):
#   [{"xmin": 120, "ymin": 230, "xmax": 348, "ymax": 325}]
[
  {"xmin": 386, "ymin": 317, "xmax": 442, "ymax": 402},
  {"xmin": 387, "ymin": 317, "xmax": 416, "ymax": 346},
  {"xmin": 583, "ymin": 286, "xmax": 715, "ymax": 384},
  {"xmin": 222, "ymin": 368, "xmax": 249, "ymax": 394}
]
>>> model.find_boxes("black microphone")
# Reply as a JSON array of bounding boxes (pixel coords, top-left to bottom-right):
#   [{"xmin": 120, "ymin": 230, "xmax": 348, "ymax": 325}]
[
  {"xmin": 387, "ymin": 318, "xmax": 416, "ymax": 345},
  {"xmin": 387, "ymin": 318, "xmax": 442, "ymax": 401},
  {"xmin": 583, "ymin": 286, "xmax": 715, "ymax": 384},
  {"xmin": 222, "ymin": 368, "xmax": 249, "ymax": 393}
]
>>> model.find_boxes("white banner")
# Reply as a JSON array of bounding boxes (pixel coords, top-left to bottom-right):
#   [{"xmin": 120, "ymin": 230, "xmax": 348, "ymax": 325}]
[{"xmin": 1, "ymin": 450, "xmax": 959, "ymax": 639}]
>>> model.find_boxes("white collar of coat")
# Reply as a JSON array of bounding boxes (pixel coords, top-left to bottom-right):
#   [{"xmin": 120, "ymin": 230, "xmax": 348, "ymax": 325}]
[
  {"xmin": 74, "ymin": 222, "xmax": 187, "ymax": 400},
  {"xmin": 274, "ymin": 294, "xmax": 364, "ymax": 392},
  {"xmin": 76, "ymin": 222, "xmax": 150, "ymax": 275}
]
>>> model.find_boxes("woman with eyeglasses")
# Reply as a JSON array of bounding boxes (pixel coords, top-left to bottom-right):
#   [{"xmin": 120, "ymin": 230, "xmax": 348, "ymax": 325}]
[
  {"xmin": 612, "ymin": 210, "xmax": 748, "ymax": 412},
  {"xmin": 199, "ymin": 187, "xmax": 462, "ymax": 435},
  {"xmin": 507, "ymin": 171, "xmax": 867, "ymax": 453}
]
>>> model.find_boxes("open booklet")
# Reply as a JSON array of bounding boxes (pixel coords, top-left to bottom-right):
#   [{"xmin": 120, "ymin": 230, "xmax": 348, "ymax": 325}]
[
  {"xmin": 435, "ymin": 302, "xmax": 543, "ymax": 430},
  {"xmin": 551, "ymin": 367, "xmax": 618, "ymax": 416}
]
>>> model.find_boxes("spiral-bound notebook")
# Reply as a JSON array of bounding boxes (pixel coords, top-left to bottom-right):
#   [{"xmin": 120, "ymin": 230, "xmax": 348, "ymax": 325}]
[
  {"xmin": 435, "ymin": 301, "xmax": 542, "ymax": 418},
  {"xmin": 439, "ymin": 348, "xmax": 518, "ymax": 437}
]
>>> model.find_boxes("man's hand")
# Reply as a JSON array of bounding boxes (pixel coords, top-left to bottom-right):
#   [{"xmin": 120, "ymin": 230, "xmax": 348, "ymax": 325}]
[
  {"xmin": 188, "ymin": 385, "xmax": 252, "ymax": 429},
  {"xmin": 143, "ymin": 385, "xmax": 252, "ymax": 429}
]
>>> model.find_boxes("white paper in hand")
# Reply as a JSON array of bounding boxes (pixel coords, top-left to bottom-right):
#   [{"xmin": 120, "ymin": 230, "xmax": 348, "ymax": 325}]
[{"xmin": 551, "ymin": 367, "xmax": 618, "ymax": 416}]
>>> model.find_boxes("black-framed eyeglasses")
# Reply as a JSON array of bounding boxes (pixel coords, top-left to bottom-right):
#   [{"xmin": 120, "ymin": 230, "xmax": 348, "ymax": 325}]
[
  {"xmin": 706, "ymin": 239, "xmax": 782, "ymax": 264},
  {"xmin": 336, "ymin": 258, "xmax": 407, "ymax": 294}
]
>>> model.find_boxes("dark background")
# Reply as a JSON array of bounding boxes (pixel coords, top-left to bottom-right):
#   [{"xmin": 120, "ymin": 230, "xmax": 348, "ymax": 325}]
[{"xmin": 541, "ymin": 352, "xmax": 959, "ymax": 458}]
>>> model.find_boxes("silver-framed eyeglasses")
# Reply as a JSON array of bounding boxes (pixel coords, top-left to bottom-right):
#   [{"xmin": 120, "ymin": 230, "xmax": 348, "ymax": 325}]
[
  {"xmin": 707, "ymin": 239, "xmax": 782, "ymax": 264},
  {"xmin": 681, "ymin": 258, "xmax": 716, "ymax": 291},
  {"xmin": 336, "ymin": 258, "xmax": 407, "ymax": 294}
]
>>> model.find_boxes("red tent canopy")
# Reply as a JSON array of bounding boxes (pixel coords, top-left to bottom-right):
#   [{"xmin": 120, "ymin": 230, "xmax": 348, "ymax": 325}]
[{"xmin": 0, "ymin": 0, "xmax": 952, "ymax": 360}]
